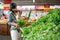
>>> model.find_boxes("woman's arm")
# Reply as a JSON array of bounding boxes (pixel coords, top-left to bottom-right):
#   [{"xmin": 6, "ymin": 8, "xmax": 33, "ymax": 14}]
[{"xmin": 10, "ymin": 22, "xmax": 18, "ymax": 27}]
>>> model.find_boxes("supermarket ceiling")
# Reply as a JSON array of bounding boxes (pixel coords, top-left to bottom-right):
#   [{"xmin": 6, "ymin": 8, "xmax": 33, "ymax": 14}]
[
  {"xmin": 12, "ymin": 0, "xmax": 60, "ymax": 5},
  {"xmin": 1, "ymin": 0, "xmax": 60, "ymax": 5},
  {"xmin": 0, "ymin": 0, "xmax": 3, "ymax": 2}
]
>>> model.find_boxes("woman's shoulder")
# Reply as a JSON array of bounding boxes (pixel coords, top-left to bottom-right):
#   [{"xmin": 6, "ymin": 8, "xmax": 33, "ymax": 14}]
[
  {"xmin": 8, "ymin": 11, "xmax": 13, "ymax": 15},
  {"xmin": 7, "ymin": 11, "xmax": 12, "ymax": 18}
]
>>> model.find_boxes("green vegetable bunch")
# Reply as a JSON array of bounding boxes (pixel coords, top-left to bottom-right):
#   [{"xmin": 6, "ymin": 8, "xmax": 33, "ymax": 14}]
[
  {"xmin": 21, "ymin": 9, "xmax": 60, "ymax": 40},
  {"xmin": 17, "ymin": 18, "xmax": 26, "ymax": 27},
  {"xmin": 17, "ymin": 10, "xmax": 32, "ymax": 27}
]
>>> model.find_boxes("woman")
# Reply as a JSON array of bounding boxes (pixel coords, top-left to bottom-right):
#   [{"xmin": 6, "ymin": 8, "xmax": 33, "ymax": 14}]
[{"xmin": 8, "ymin": 3, "xmax": 20, "ymax": 40}]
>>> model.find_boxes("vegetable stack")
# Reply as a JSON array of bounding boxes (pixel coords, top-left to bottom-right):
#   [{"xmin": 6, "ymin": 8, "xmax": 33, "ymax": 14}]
[{"xmin": 21, "ymin": 9, "xmax": 60, "ymax": 40}]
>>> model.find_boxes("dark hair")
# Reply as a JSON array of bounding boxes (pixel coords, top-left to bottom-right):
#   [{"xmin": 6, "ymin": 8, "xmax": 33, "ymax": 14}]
[
  {"xmin": 2, "ymin": 13, "xmax": 5, "ymax": 16},
  {"xmin": 10, "ymin": 3, "xmax": 17, "ymax": 10}
]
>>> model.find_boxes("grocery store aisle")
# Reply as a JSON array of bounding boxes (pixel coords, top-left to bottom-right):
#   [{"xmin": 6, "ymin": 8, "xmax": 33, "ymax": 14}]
[{"xmin": 0, "ymin": 35, "xmax": 11, "ymax": 40}]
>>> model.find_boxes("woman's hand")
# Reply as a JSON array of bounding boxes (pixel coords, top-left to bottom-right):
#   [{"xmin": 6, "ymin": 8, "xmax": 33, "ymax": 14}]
[
  {"xmin": 15, "ymin": 23, "xmax": 18, "ymax": 27},
  {"xmin": 14, "ymin": 23, "xmax": 20, "ymax": 28}
]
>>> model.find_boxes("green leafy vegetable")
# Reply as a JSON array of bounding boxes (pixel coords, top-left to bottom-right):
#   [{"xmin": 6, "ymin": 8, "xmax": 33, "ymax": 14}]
[
  {"xmin": 17, "ymin": 19, "xmax": 25, "ymax": 27},
  {"xmin": 28, "ymin": 10, "xmax": 32, "ymax": 19},
  {"xmin": 21, "ymin": 9, "xmax": 60, "ymax": 40}
]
